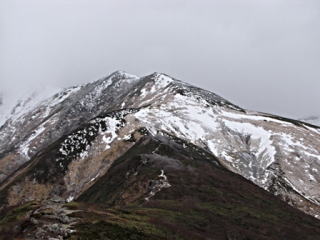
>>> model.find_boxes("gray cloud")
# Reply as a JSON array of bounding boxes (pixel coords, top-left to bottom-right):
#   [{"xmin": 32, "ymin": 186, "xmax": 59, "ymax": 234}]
[{"xmin": 1, "ymin": 0, "xmax": 319, "ymax": 118}]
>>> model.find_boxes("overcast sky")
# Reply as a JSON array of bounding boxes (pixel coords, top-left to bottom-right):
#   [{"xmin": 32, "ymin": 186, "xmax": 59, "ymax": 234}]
[{"xmin": 1, "ymin": 0, "xmax": 319, "ymax": 118}]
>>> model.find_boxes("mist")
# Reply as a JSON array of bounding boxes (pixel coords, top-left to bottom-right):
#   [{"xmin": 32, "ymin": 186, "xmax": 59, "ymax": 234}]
[{"xmin": 1, "ymin": 0, "xmax": 319, "ymax": 118}]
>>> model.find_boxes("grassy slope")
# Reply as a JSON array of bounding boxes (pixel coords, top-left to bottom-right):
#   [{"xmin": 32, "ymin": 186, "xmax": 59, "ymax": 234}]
[{"xmin": 70, "ymin": 135, "xmax": 320, "ymax": 240}]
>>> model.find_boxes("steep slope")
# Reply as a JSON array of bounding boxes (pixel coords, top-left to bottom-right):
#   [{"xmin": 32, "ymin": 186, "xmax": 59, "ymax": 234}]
[
  {"xmin": 0, "ymin": 97, "xmax": 2, "ymax": 124},
  {"xmin": 0, "ymin": 71, "xmax": 319, "ymax": 221},
  {"xmin": 1, "ymin": 134, "xmax": 320, "ymax": 240},
  {"xmin": 0, "ymin": 94, "xmax": 5, "ymax": 127},
  {"xmin": 75, "ymin": 134, "xmax": 320, "ymax": 240},
  {"xmin": 0, "ymin": 71, "xmax": 139, "ymax": 183}
]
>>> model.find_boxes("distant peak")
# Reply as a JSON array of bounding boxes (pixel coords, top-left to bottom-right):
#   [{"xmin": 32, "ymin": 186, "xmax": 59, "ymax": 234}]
[
  {"xmin": 143, "ymin": 72, "xmax": 174, "ymax": 90},
  {"xmin": 300, "ymin": 116, "xmax": 319, "ymax": 121},
  {"xmin": 107, "ymin": 70, "xmax": 139, "ymax": 80},
  {"xmin": 149, "ymin": 72, "xmax": 172, "ymax": 80}
]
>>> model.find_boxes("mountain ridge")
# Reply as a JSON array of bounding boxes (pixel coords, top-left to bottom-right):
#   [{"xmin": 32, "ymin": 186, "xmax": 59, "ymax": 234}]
[
  {"xmin": 1, "ymin": 132, "xmax": 320, "ymax": 240},
  {"xmin": 0, "ymin": 71, "xmax": 320, "ymax": 239}
]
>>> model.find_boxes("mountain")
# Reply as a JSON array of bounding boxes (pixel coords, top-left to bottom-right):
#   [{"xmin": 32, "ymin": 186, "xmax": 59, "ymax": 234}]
[
  {"xmin": 2, "ymin": 133, "xmax": 320, "ymax": 240},
  {"xmin": 0, "ymin": 94, "xmax": 4, "ymax": 125},
  {"xmin": 0, "ymin": 71, "xmax": 320, "ymax": 239},
  {"xmin": 0, "ymin": 87, "xmax": 63, "ymax": 130}
]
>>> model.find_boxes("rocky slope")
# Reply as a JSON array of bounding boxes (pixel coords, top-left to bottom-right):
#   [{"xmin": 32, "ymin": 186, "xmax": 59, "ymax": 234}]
[
  {"xmin": 0, "ymin": 94, "xmax": 4, "ymax": 125},
  {"xmin": 1, "ymin": 134, "xmax": 320, "ymax": 240},
  {"xmin": 0, "ymin": 71, "xmax": 320, "ymax": 239}
]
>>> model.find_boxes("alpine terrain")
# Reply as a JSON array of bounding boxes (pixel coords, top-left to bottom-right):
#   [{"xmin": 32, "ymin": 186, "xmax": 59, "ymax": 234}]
[{"xmin": 0, "ymin": 71, "xmax": 320, "ymax": 240}]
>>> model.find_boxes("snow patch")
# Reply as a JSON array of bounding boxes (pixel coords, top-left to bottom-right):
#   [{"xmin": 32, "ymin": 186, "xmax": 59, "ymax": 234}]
[
  {"xmin": 222, "ymin": 120, "xmax": 276, "ymax": 168},
  {"xmin": 19, "ymin": 125, "xmax": 46, "ymax": 158},
  {"xmin": 66, "ymin": 196, "xmax": 74, "ymax": 203},
  {"xmin": 145, "ymin": 169, "xmax": 171, "ymax": 201}
]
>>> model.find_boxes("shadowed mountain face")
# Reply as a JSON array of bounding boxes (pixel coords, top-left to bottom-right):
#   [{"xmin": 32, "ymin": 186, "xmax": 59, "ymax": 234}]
[
  {"xmin": 76, "ymin": 135, "xmax": 320, "ymax": 239},
  {"xmin": 1, "ymin": 134, "xmax": 320, "ymax": 240},
  {"xmin": 0, "ymin": 71, "xmax": 320, "ymax": 239}
]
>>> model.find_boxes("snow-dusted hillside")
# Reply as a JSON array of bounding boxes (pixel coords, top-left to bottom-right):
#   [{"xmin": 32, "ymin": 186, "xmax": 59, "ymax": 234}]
[
  {"xmin": 0, "ymin": 71, "xmax": 319, "ymax": 219},
  {"xmin": 0, "ymin": 95, "xmax": 3, "ymax": 125},
  {"xmin": 0, "ymin": 88, "xmax": 63, "ymax": 128}
]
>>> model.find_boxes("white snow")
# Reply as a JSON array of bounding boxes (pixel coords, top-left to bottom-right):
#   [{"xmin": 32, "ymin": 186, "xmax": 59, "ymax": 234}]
[
  {"xmin": 283, "ymin": 176, "xmax": 320, "ymax": 205},
  {"xmin": 66, "ymin": 196, "xmax": 74, "ymax": 203},
  {"xmin": 222, "ymin": 110, "xmax": 292, "ymax": 126},
  {"xmin": 134, "ymin": 93, "xmax": 220, "ymax": 146},
  {"xmin": 0, "ymin": 87, "xmax": 62, "ymax": 127},
  {"xmin": 2, "ymin": 70, "xmax": 320, "ymax": 219},
  {"xmin": 222, "ymin": 120, "xmax": 276, "ymax": 168},
  {"xmin": 58, "ymin": 115, "xmax": 122, "ymax": 158},
  {"xmin": 123, "ymin": 134, "xmax": 132, "ymax": 140},
  {"xmin": 145, "ymin": 169, "xmax": 171, "ymax": 201},
  {"xmin": 100, "ymin": 117, "xmax": 121, "ymax": 150},
  {"xmin": 42, "ymin": 86, "xmax": 81, "ymax": 118},
  {"xmin": 149, "ymin": 73, "xmax": 173, "ymax": 94},
  {"xmin": 279, "ymin": 133, "xmax": 320, "ymax": 160},
  {"xmin": 112, "ymin": 70, "xmax": 139, "ymax": 80},
  {"xmin": 19, "ymin": 124, "xmax": 46, "ymax": 158},
  {"xmin": 89, "ymin": 173, "xmax": 100, "ymax": 183},
  {"xmin": 159, "ymin": 169, "xmax": 167, "ymax": 181}
]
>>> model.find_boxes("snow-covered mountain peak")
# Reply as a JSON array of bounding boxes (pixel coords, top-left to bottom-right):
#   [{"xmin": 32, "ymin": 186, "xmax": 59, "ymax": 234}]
[
  {"xmin": 0, "ymin": 71, "xmax": 320, "ymax": 220},
  {"xmin": 107, "ymin": 70, "xmax": 139, "ymax": 81},
  {"xmin": 0, "ymin": 87, "xmax": 63, "ymax": 128},
  {"xmin": 150, "ymin": 72, "xmax": 173, "ymax": 80},
  {"xmin": 150, "ymin": 72, "xmax": 174, "ymax": 88}
]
